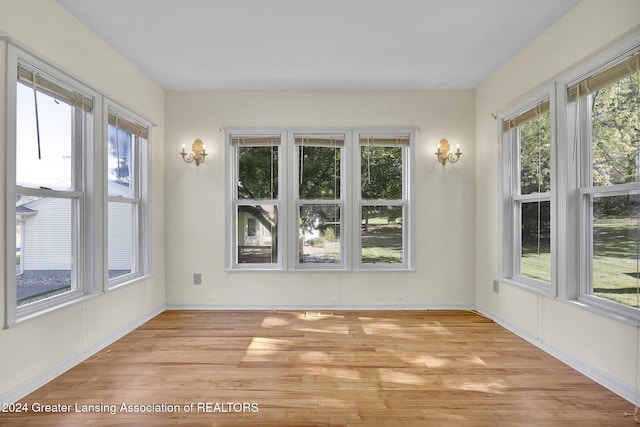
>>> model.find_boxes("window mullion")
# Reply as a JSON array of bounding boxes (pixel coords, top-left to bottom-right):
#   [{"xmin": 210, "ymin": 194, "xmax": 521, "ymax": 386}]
[
  {"xmin": 108, "ymin": 196, "xmax": 141, "ymax": 203},
  {"xmin": 513, "ymin": 192, "xmax": 551, "ymax": 202}
]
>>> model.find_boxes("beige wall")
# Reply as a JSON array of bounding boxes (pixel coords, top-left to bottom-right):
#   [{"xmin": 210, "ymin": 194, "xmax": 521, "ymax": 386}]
[
  {"xmin": 0, "ymin": 0, "xmax": 166, "ymax": 397},
  {"xmin": 165, "ymin": 90, "xmax": 476, "ymax": 308},
  {"xmin": 475, "ymin": 0, "xmax": 640, "ymax": 394}
]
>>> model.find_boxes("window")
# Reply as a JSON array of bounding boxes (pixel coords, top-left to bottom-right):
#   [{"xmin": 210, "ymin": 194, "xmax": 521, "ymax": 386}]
[
  {"xmin": 499, "ymin": 93, "xmax": 554, "ymax": 293},
  {"xmin": 571, "ymin": 49, "xmax": 640, "ymax": 316},
  {"xmin": 225, "ymin": 128, "xmax": 415, "ymax": 271},
  {"xmin": 358, "ymin": 135, "xmax": 410, "ymax": 268},
  {"xmin": 5, "ymin": 45, "xmax": 151, "ymax": 326},
  {"xmin": 106, "ymin": 102, "xmax": 150, "ymax": 288},
  {"xmin": 227, "ymin": 133, "xmax": 283, "ymax": 269},
  {"xmin": 8, "ymin": 50, "xmax": 96, "ymax": 320},
  {"xmin": 499, "ymin": 31, "xmax": 640, "ymax": 322},
  {"xmin": 295, "ymin": 134, "xmax": 345, "ymax": 268}
]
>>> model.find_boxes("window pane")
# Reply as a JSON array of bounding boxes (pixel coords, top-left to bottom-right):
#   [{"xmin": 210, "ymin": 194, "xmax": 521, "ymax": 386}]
[
  {"xmin": 591, "ymin": 69, "xmax": 640, "ymax": 186},
  {"xmin": 361, "ymin": 145, "xmax": 402, "ymax": 200},
  {"xmin": 592, "ymin": 194, "xmax": 639, "ymax": 308},
  {"xmin": 299, "ymin": 145, "xmax": 341, "ymax": 199},
  {"xmin": 361, "ymin": 206, "xmax": 403, "ymax": 264},
  {"xmin": 237, "ymin": 204, "xmax": 278, "ymax": 264},
  {"xmin": 16, "ymin": 82, "xmax": 73, "ymax": 190},
  {"xmin": 16, "ymin": 219, "xmax": 23, "ymax": 275},
  {"xmin": 519, "ymin": 109, "xmax": 551, "ymax": 194},
  {"xmin": 238, "ymin": 146, "xmax": 278, "ymax": 200},
  {"xmin": 108, "ymin": 124, "xmax": 133, "ymax": 198},
  {"xmin": 16, "ymin": 196, "xmax": 74, "ymax": 306},
  {"xmin": 520, "ymin": 201, "xmax": 551, "ymax": 282},
  {"xmin": 108, "ymin": 201, "xmax": 134, "ymax": 279},
  {"xmin": 299, "ymin": 204, "xmax": 341, "ymax": 264}
]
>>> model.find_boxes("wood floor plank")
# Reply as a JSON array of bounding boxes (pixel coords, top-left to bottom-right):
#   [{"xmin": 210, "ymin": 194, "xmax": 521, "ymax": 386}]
[{"xmin": 0, "ymin": 310, "xmax": 634, "ymax": 426}]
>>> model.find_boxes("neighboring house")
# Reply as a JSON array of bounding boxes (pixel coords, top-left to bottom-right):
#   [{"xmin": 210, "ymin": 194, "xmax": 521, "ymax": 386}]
[
  {"xmin": 237, "ymin": 211, "xmax": 273, "ymax": 249},
  {"xmin": 236, "ymin": 209, "xmax": 275, "ymax": 263},
  {"xmin": 16, "ymin": 185, "xmax": 133, "ymax": 279},
  {"xmin": 16, "ymin": 197, "xmax": 72, "ymax": 277},
  {"xmin": 107, "ymin": 179, "xmax": 135, "ymax": 277},
  {"xmin": 15, "ymin": 203, "xmax": 36, "ymax": 275}
]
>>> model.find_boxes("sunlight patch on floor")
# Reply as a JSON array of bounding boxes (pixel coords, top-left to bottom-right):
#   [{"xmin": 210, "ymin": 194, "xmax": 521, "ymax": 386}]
[
  {"xmin": 301, "ymin": 311, "xmax": 334, "ymax": 319},
  {"xmin": 377, "ymin": 368, "xmax": 433, "ymax": 385},
  {"xmin": 260, "ymin": 316, "xmax": 291, "ymax": 328},
  {"xmin": 445, "ymin": 379, "xmax": 508, "ymax": 394},
  {"xmin": 465, "ymin": 355, "xmax": 487, "ymax": 367},
  {"xmin": 418, "ymin": 354, "xmax": 448, "ymax": 368},
  {"xmin": 295, "ymin": 325, "xmax": 350, "ymax": 335},
  {"xmin": 244, "ymin": 337, "xmax": 291, "ymax": 356},
  {"xmin": 360, "ymin": 321, "xmax": 453, "ymax": 337}
]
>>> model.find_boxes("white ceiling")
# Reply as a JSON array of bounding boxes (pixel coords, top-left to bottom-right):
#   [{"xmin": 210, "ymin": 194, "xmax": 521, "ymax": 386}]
[{"xmin": 56, "ymin": 0, "xmax": 581, "ymax": 91}]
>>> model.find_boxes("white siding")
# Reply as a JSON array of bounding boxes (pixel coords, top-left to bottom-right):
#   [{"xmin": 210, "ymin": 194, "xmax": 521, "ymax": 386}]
[
  {"xmin": 22, "ymin": 198, "xmax": 72, "ymax": 270},
  {"xmin": 108, "ymin": 201, "xmax": 133, "ymax": 270}
]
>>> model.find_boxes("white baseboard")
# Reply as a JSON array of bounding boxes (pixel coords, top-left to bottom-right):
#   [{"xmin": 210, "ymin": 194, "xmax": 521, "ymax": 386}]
[
  {"xmin": 165, "ymin": 303, "xmax": 476, "ymax": 311},
  {"xmin": 475, "ymin": 305, "xmax": 638, "ymax": 407},
  {"xmin": 1, "ymin": 304, "xmax": 165, "ymax": 404}
]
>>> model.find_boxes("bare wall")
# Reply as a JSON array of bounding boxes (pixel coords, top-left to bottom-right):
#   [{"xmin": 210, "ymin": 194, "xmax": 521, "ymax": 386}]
[{"xmin": 165, "ymin": 90, "xmax": 476, "ymax": 308}]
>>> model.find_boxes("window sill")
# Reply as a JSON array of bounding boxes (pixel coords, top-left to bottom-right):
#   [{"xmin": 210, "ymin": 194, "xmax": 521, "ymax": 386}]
[
  {"xmin": 226, "ymin": 267, "xmax": 416, "ymax": 273},
  {"xmin": 107, "ymin": 273, "xmax": 150, "ymax": 292},
  {"xmin": 564, "ymin": 298, "xmax": 640, "ymax": 327},
  {"xmin": 9, "ymin": 292, "xmax": 95, "ymax": 329},
  {"xmin": 498, "ymin": 277, "xmax": 555, "ymax": 297},
  {"xmin": 498, "ymin": 279, "xmax": 640, "ymax": 327}
]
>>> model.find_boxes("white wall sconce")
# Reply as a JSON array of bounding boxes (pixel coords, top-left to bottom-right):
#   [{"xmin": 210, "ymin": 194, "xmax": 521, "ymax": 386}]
[
  {"xmin": 180, "ymin": 139, "xmax": 207, "ymax": 166},
  {"xmin": 435, "ymin": 138, "xmax": 461, "ymax": 166}
]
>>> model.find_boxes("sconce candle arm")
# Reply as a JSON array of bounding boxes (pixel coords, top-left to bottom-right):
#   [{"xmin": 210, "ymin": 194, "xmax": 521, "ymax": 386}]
[
  {"xmin": 180, "ymin": 139, "xmax": 207, "ymax": 166},
  {"xmin": 435, "ymin": 138, "xmax": 462, "ymax": 166}
]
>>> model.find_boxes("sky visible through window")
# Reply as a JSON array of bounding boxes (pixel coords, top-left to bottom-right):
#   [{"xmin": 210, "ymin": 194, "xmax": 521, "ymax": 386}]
[{"xmin": 16, "ymin": 82, "xmax": 73, "ymax": 190}]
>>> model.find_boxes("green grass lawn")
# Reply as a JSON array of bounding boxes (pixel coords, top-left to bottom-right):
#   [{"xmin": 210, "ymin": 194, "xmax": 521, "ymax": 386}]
[
  {"xmin": 521, "ymin": 244, "xmax": 551, "ymax": 283},
  {"xmin": 361, "ymin": 216, "xmax": 402, "ymax": 264},
  {"xmin": 521, "ymin": 216, "xmax": 639, "ymax": 308},
  {"xmin": 592, "ymin": 216, "xmax": 639, "ymax": 308}
]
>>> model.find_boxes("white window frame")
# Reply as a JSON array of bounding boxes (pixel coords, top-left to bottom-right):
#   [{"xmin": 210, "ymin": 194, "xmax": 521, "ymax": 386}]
[
  {"xmin": 497, "ymin": 29, "xmax": 640, "ymax": 324},
  {"xmin": 4, "ymin": 44, "xmax": 152, "ymax": 327},
  {"xmin": 225, "ymin": 129, "xmax": 287, "ymax": 271},
  {"xmin": 291, "ymin": 130, "xmax": 349, "ymax": 271},
  {"xmin": 354, "ymin": 130, "xmax": 415, "ymax": 271},
  {"xmin": 224, "ymin": 128, "xmax": 415, "ymax": 272},
  {"xmin": 104, "ymin": 99, "xmax": 152, "ymax": 290},
  {"xmin": 498, "ymin": 86, "xmax": 556, "ymax": 296},
  {"xmin": 558, "ymin": 33, "xmax": 640, "ymax": 321},
  {"xmin": 5, "ymin": 44, "xmax": 101, "ymax": 326}
]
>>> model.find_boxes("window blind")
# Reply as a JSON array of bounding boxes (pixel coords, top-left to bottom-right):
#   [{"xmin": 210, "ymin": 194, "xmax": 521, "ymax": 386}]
[
  {"xmin": 232, "ymin": 137, "xmax": 281, "ymax": 146},
  {"xmin": 108, "ymin": 112, "xmax": 149, "ymax": 139},
  {"xmin": 567, "ymin": 51, "xmax": 640, "ymax": 101},
  {"xmin": 503, "ymin": 100, "xmax": 550, "ymax": 132},
  {"xmin": 295, "ymin": 136, "xmax": 345, "ymax": 147},
  {"xmin": 359, "ymin": 136, "xmax": 410, "ymax": 147},
  {"xmin": 17, "ymin": 64, "xmax": 93, "ymax": 112}
]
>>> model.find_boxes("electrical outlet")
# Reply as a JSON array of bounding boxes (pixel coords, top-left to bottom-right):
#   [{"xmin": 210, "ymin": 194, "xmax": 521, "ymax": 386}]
[
  {"xmin": 493, "ymin": 280, "xmax": 500, "ymax": 294},
  {"xmin": 193, "ymin": 273, "xmax": 202, "ymax": 285}
]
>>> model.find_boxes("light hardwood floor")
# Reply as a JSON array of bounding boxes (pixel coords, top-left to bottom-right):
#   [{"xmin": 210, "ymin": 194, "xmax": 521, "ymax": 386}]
[{"xmin": 0, "ymin": 310, "xmax": 635, "ymax": 426}]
